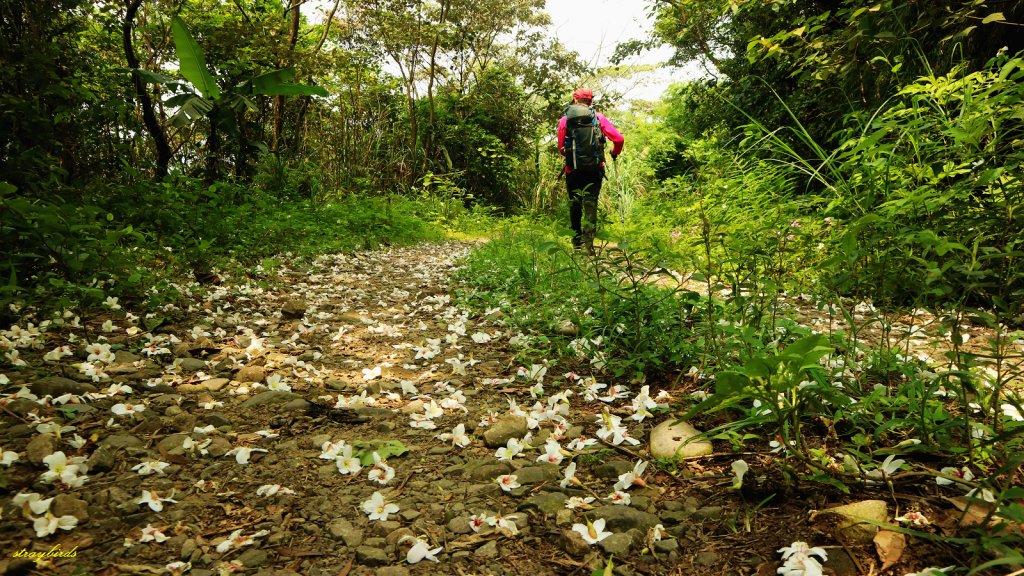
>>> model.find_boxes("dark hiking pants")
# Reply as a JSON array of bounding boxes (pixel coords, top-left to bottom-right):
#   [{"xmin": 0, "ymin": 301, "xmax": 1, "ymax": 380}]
[{"xmin": 566, "ymin": 168, "xmax": 603, "ymax": 249}]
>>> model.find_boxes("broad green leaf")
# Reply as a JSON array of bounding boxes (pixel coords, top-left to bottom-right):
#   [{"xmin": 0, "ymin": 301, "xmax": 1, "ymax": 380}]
[
  {"xmin": 250, "ymin": 67, "xmax": 328, "ymax": 97},
  {"xmin": 143, "ymin": 316, "xmax": 165, "ymax": 332},
  {"xmin": 714, "ymin": 371, "xmax": 749, "ymax": 395},
  {"xmin": 982, "ymin": 12, "xmax": 1005, "ymax": 24},
  {"xmin": 251, "ymin": 68, "xmax": 297, "ymax": 91},
  {"xmin": 256, "ymin": 83, "xmax": 328, "ymax": 97},
  {"xmin": 171, "ymin": 16, "xmax": 220, "ymax": 100},
  {"xmin": 133, "ymin": 69, "xmax": 177, "ymax": 85},
  {"xmin": 354, "ymin": 439, "xmax": 409, "ymax": 465}
]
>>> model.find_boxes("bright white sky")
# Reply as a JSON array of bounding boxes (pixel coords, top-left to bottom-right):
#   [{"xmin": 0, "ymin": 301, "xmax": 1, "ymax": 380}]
[
  {"xmin": 544, "ymin": 0, "xmax": 704, "ymax": 102},
  {"xmin": 302, "ymin": 0, "xmax": 704, "ymax": 102}
]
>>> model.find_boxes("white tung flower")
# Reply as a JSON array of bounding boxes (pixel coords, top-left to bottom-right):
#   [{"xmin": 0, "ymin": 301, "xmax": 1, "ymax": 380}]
[
  {"xmin": 399, "ymin": 535, "xmax": 442, "ymax": 564},
  {"xmin": 256, "ymin": 484, "xmax": 296, "ymax": 497},
  {"xmin": 367, "ymin": 452, "xmax": 396, "ymax": 485},
  {"xmin": 215, "ymin": 529, "xmax": 269, "ymax": 554},
  {"xmin": 572, "ymin": 518, "xmax": 612, "ymax": 545},
  {"xmin": 777, "ymin": 541, "xmax": 828, "ymax": 576},
  {"xmin": 361, "ymin": 491, "xmax": 399, "ymax": 521},
  {"xmin": 131, "ymin": 460, "xmax": 171, "ymax": 476},
  {"xmin": 139, "ymin": 524, "xmax": 170, "ymax": 543},
  {"xmin": 494, "ymin": 437, "xmax": 524, "ymax": 461},
  {"xmin": 225, "ymin": 446, "xmax": 267, "ymax": 464},
  {"xmin": 137, "ymin": 489, "xmax": 177, "ymax": 512},
  {"xmin": 496, "ymin": 474, "xmax": 520, "ymax": 492},
  {"xmin": 33, "ymin": 512, "xmax": 78, "ymax": 537}
]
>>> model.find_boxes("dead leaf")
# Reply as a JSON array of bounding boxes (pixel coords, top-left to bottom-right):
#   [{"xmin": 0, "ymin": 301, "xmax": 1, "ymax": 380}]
[
  {"xmin": 945, "ymin": 496, "xmax": 994, "ymax": 527},
  {"xmin": 755, "ymin": 560, "xmax": 780, "ymax": 576},
  {"xmin": 873, "ymin": 529, "xmax": 906, "ymax": 571}
]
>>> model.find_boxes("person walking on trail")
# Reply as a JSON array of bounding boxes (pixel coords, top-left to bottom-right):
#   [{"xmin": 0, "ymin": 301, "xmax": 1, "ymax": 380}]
[{"xmin": 557, "ymin": 87, "xmax": 624, "ymax": 252}]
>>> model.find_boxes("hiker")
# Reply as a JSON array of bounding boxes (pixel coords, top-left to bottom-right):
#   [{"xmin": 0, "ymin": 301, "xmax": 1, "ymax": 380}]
[{"xmin": 557, "ymin": 87, "xmax": 624, "ymax": 251}]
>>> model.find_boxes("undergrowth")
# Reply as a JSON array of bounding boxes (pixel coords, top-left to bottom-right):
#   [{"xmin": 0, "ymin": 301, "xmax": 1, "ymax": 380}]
[{"xmin": 0, "ymin": 178, "xmax": 476, "ymax": 324}]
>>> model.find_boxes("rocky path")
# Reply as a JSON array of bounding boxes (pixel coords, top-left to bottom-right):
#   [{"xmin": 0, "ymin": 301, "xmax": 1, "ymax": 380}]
[
  {"xmin": 0, "ymin": 242, "xmax": 743, "ymax": 576},
  {"xmin": 1, "ymin": 241, "xmax": 1000, "ymax": 576}
]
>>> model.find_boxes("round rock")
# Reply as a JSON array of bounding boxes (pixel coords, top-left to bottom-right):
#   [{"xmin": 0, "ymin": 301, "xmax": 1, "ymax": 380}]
[
  {"xmin": 649, "ymin": 419, "xmax": 713, "ymax": 459},
  {"xmin": 483, "ymin": 416, "xmax": 529, "ymax": 448}
]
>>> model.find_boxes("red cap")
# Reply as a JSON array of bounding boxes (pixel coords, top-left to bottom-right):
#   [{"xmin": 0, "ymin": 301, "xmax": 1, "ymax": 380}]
[{"xmin": 572, "ymin": 87, "xmax": 593, "ymax": 101}]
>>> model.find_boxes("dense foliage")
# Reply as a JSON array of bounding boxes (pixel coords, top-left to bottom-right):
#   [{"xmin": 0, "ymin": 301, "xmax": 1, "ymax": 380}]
[{"xmin": 0, "ymin": 0, "xmax": 586, "ymax": 321}]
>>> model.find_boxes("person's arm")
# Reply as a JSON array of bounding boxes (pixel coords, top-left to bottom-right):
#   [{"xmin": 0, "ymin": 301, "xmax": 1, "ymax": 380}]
[
  {"xmin": 598, "ymin": 114, "xmax": 624, "ymax": 158},
  {"xmin": 557, "ymin": 116, "xmax": 567, "ymax": 156}
]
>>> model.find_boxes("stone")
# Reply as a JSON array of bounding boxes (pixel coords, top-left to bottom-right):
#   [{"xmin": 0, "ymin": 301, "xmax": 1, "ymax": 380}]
[
  {"xmin": 206, "ymin": 437, "xmax": 233, "ymax": 457},
  {"xmin": 474, "ymin": 540, "xmax": 498, "ymax": 559},
  {"xmin": 201, "ymin": 413, "xmax": 233, "ymax": 428},
  {"xmin": 400, "ymin": 399, "xmax": 424, "ymax": 414},
  {"xmin": 398, "ymin": 509, "xmax": 420, "ymax": 522},
  {"xmin": 467, "ymin": 462, "xmax": 512, "ymax": 481},
  {"xmin": 355, "ymin": 407, "xmax": 394, "ymax": 419},
  {"xmin": 555, "ymin": 319, "xmax": 578, "ymax": 336},
  {"xmin": 328, "ymin": 519, "xmax": 364, "ymax": 548},
  {"xmin": 385, "ymin": 527, "xmax": 415, "ymax": 551},
  {"xmin": 355, "ymin": 546, "xmax": 390, "ymax": 566},
  {"xmin": 483, "ymin": 416, "xmax": 529, "ymax": 447},
  {"xmin": 200, "ymin": 378, "xmax": 230, "ymax": 391},
  {"xmin": 598, "ymin": 533, "xmax": 632, "ymax": 556},
  {"xmin": 29, "ymin": 377, "xmax": 97, "ymax": 397},
  {"xmin": 659, "ymin": 511, "xmax": 691, "ymax": 525},
  {"xmin": 281, "ymin": 298, "xmax": 308, "ymax": 319},
  {"xmin": 812, "ymin": 500, "xmax": 888, "ymax": 545},
  {"xmin": 167, "ymin": 412, "xmax": 196, "ymax": 433},
  {"xmin": 591, "ymin": 506, "xmax": 662, "ymax": 533},
  {"xmin": 157, "ymin": 434, "xmax": 190, "ymax": 456},
  {"xmin": 52, "ymin": 494, "xmax": 89, "ymax": 521},
  {"xmin": 447, "ymin": 516, "xmax": 472, "ymax": 535},
  {"xmin": 375, "ymin": 567, "xmax": 410, "ymax": 576},
  {"xmin": 177, "ymin": 358, "xmax": 209, "ymax": 373},
  {"xmin": 87, "ymin": 446, "xmax": 117, "ymax": 472},
  {"xmin": 282, "ymin": 398, "xmax": 312, "ymax": 412},
  {"xmin": 131, "ymin": 415, "xmax": 163, "ymax": 435},
  {"xmin": 6, "ymin": 397, "xmax": 41, "ymax": 415},
  {"xmin": 560, "ymin": 529, "xmax": 591, "ymax": 558},
  {"xmin": 114, "ymin": 350, "xmax": 142, "ymax": 364},
  {"xmin": 512, "ymin": 464, "xmax": 561, "ymax": 484},
  {"xmin": 654, "ymin": 539, "xmax": 678, "ymax": 553},
  {"xmin": 240, "ymin": 391, "xmax": 302, "ymax": 408},
  {"xmin": 236, "ymin": 548, "xmax": 268, "ymax": 568},
  {"xmin": 181, "ymin": 538, "xmax": 198, "ymax": 561},
  {"xmin": 100, "ymin": 434, "xmax": 144, "ymax": 450},
  {"xmin": 592, "ymin": 460, "xmax": 634, "ymax": 479},
  {"xmin": 649, "ymin": 419, "xmax": 713, "ymax": 460},
  {"xmin": 518, "ymin": 492, "xmax": 567, "ymax": 515},
  {"xmin": 692, "ymin": 506, "xmax": 723, "ymax": 520},
  {"xmin": 25, "ymin": 434, "xmax": 56, "ymax": 466},
  {"xmin": 235, "ymin": 365, "xmax": 267, "ymax": 383}
]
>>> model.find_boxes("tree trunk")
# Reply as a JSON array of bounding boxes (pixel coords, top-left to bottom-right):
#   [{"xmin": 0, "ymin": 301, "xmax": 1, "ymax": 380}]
[
  {"xmin": 206, "ymin": 110, "xmax": 220, "ymax": 182},
  {"xmin": 123, "ymin": 0, "xmax": 172, "ymax": 178},
  {"xmin": 273, "ymin": 0, "xmax": 301, "ymax": 154},
  {"xmin": 424, "ymin": 0, "xmax": 450, "ymax": 169}
]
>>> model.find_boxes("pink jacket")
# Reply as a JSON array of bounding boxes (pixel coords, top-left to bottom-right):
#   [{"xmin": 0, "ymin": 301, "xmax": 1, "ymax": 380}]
[{"xmin": 557, "ymin": 111, "xmax": 624, "ymax": 173}]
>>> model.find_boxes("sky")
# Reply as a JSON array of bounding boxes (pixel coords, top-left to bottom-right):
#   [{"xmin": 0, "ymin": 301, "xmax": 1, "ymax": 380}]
[
  {"xmin": 544, "ymin": 0, "xmax": 706, "ymax": 102},
  {"xmin": 301, "ymin": 0, "xmax": 705, "ymax": 102}
]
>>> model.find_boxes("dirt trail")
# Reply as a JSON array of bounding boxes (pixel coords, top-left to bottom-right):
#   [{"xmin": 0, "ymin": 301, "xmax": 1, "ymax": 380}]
[{"xmin": 0, "ymin": 241, "xmax": 1004, "ymax": 576}]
